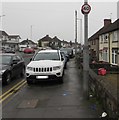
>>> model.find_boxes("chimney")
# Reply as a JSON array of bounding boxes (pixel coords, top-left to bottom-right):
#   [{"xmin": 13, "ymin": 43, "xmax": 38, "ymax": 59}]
[
  {"xmin": 46, "ymin": 35, "xmax": 49, "ymax": 37},
  {"xmin": 104, "ymin": 19, "xmax": 111, "ymax": 27}
]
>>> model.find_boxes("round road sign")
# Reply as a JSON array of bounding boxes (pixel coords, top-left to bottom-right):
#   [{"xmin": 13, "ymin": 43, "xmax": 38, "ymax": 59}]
[{"xmin": 81, "ymin": 3, "xmax": 91, "ymax": 14}]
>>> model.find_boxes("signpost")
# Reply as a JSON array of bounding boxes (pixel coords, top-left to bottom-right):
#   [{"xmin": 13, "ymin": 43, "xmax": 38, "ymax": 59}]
[
  {"xmin": 81, "ymin": 3, "xmax": 91, "ymax": 14},
  {"xmin": 81, "ymin": 1, "xmax": 91, "ymax": 99}
]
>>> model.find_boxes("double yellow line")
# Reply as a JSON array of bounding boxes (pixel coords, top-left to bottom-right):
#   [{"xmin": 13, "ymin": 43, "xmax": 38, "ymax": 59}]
[{"xmin": 0, "ymin": 80, "xmax": 27, "ymax": 103}]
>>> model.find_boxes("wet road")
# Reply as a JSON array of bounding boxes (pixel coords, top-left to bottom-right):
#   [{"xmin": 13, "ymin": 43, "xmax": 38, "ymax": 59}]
[{"xmin": 2, "ymin": 58, "xmax": 103, "ymax": 118}]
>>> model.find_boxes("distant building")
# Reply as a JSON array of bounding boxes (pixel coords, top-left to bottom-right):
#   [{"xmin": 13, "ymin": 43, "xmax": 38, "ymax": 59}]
[
  {"xmin": 61, "ymin": 40, "xmax": 69, "ymax": 47},
  {"xmin": 38, "ymin": 35, "xmax": 52, "ymax": 47},
  {"xmin": 38, "ymin": 35, "xmax": 62, "ymax": 49},
  {"xmin": 20, "ymin": 39, "xmax": 37, "ymax": 48},
  {"xmin": 38, "ymin": 35, "xmax": 75, "ymax": 49},
  {"xmin": 0, "ymin": 31, "xmax": 9, "ymax": 47},
  {"xmin": 7, "ymin": 35, "xmax": 21, "ymax": 50},
  {"xmin": 0, "ymin": 30, "xmax": 21, "ymax": 50}
]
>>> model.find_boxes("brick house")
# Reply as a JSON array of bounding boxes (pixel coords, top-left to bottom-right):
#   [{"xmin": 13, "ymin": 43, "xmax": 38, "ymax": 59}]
[
  {"xmin": 88, "ymin": 19, "xmax": 112, "ymax": 61},
  {"xmin": 38, "ymin": 35, "xmax": 52, "ymax": 47},
  {"xmin": 20, "ymin": 39, "xmax": 37, "ymax": 48},
  {"xmin": 99, "ymin": 19, "xmax": 119, "ymax": 66},
  {"xmin": 52, "ymin": 36, "xmax": 62, "ymax": 49}
]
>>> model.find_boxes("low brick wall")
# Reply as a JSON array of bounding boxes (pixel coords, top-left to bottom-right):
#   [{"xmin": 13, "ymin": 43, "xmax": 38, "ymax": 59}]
[
  {"xmin": 89, "ymin": 68, "xmax": 119, "ymax": 118},
  {"xmin": 75, "ymin": 55, "xmax": 119, "ymax": 118}
]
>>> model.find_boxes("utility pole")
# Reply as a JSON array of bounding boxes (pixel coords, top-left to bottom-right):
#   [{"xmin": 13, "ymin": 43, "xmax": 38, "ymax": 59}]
[
  {"xmin": 81, "ymin": 0, "xmax": 91, "ymax": 99},
  {"xmin": 75, "ymin": 10, "xmax": 77, "ymax": 55},
  {"xmin": 30, "ymin": 25, "xmax": 32, "ymax": 40},
  {"xmin": 0, "ymin": 15, "xmax": 5, "ymax": 29},
  {"xmin": 79, "ymin": 18, "xmax": 82, "ymax": 45}
]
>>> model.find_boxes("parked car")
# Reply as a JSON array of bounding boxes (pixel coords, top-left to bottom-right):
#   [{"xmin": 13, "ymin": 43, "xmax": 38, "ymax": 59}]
[
  {"xmin": 26, "ymin": 49, "xmax": 65, "ymax": 84},
  {"xmin": 0, "ymin": 53, "xmax": 25, "ymax": 85},
  {"xmin": 24, "ymin": 47, "xmax": 35, "ymax": 54},
  {"xmin": 4, "ymin": 47, "xmax": 15, "ymax": 53},
  {"xmin": 60, "ymin": 51, "xmax": 68, "ymax": 69},
  {"xmin": 60, "ymin": 49, "xmax": 69, "ymax": 61},
  {"xmin": 60, "ymin": 47, "xmax": 74, "ymax": 58}
]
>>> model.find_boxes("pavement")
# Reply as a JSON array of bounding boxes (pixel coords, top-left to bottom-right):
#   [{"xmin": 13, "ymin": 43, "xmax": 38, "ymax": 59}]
[{"xmin": 2, "ymin": 58, "xmax": 103, "ymax": 118}]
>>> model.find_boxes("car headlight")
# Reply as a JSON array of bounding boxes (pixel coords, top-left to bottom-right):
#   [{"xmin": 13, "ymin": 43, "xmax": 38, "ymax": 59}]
[
  {"xmin": 53, "ymin": 66, "xmax": 61, "ymax": 71},
  {"xmin": 27, "ymin": 67, "xmax": 33, "ymax": 71},
  {"xmin": 0, "ymin": 69, "xmax": 6, "ymax": 75}
]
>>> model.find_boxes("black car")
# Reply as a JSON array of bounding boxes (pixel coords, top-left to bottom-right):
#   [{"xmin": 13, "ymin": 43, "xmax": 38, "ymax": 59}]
[
  {"xmin": 60, "ymin": 48, "xmax": 74, "ymax": 58},
  {"xmin": 0, "ymin": 53, "xmax": 25, "ymax": 85},
  {"xmin": 60, "ymin": 49, "xmax": 69, "ymax": 61}
]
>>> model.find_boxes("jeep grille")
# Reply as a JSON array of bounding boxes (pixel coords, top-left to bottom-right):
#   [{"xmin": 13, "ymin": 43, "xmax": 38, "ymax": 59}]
[{"xmin": 33, "ymin": 67, "xmax": 53, "ymax": 72}]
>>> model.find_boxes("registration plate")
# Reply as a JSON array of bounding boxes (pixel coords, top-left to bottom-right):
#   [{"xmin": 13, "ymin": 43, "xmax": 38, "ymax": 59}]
[{"xmin": 36, "ymin": 76, "xmax": 48, "ymax": 79}]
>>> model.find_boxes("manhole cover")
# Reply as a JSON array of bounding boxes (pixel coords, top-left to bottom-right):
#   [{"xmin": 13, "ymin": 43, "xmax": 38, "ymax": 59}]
[{"xmin": 17, "ymin": 99, "xmax": 39, "ymax": 109}]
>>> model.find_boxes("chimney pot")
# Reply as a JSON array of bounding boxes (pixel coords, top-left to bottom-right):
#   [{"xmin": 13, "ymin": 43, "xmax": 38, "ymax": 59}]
[{"xmin": 104, "ymin": 19, "xmax": 111, "ymax": 27}]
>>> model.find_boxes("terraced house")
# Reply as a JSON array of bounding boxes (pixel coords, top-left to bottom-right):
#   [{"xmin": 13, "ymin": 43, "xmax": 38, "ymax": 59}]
[
  {"xmin": 88, "ymin": 19, "xmax": 112, "ymax": 61},
  {"xmin": 99, "ymin": 19, "xmax": 119, "ymax": 66},
  {"xmin": 89, "ymin": 19, "xmax": 119, "ymax": 66}
]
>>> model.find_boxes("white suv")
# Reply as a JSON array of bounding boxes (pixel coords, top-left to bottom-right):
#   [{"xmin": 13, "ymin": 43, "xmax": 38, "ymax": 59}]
[{"xmin": 26, "ymin": 49, "xmax": 65, "ymax": 84}]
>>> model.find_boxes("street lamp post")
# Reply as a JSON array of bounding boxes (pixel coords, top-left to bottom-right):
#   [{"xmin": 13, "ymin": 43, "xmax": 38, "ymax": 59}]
[
  {"xmin": 75, "ymin": 10, "xmax": 77, "ymax": 55},
  {"xmin": 0, "ymin": 15, "xmax": 5, "ymax": 29},
  {"xmin": 79, "ymin": 19, "xmax": 82, "ymax": 45},
  {"xmin": 30, "ymin": 25, "xmax": 32, "ymax": 40}
]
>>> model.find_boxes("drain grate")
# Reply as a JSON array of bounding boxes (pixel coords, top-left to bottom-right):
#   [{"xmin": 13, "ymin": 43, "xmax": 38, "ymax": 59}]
[{"xmin": 17, "ymin": 99, "xmax": 39, "ymax": 109}]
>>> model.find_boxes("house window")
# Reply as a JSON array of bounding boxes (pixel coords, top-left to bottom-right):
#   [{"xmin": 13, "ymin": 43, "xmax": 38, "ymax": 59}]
[
  {"xmin": 104, "ymin": 34, "xmax": 108, "ymax": 43},
  {"xmin": 112, "ymin": 31, "xmax": 118, "ymax": 42},
  {"xmin": 103, "ymin": 49, "xmax": 108, "ymax": 62},
  {"xmin": 112, "ymin": 49, "xmax": 118, "ymax": 64}
]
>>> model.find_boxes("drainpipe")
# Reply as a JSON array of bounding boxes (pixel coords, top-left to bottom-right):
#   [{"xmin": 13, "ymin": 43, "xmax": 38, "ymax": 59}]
[{"xmin": 108, "ymin": 33, "xmax": 110, "ymax": 64}]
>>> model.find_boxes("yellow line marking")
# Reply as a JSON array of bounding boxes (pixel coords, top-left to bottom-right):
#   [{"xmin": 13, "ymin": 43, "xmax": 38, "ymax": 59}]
[
  {"xmin": 0, "ymin": 91, "xmax": 14, "ymax": 103},
  {"xmin": 14, "ymin": 81, "xmax": 27, "ymax": 91},
  {"xmin": 0, "ymin": 80, "xmax": 27, "ymax": 103},
  {"xmin": 0, "ymin": 80, "xmax": 25, "ymax": 99}
]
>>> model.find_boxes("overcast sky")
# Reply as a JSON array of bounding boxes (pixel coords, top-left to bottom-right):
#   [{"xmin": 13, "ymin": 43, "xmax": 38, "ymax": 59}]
[{"xmin": 1, "ymin": 1, "xmax": 118, "ymax": 44}]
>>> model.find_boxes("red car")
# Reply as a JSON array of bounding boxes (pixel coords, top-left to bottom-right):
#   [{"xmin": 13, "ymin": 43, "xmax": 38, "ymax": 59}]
[{"xmin": 24, "ymin": 48, "xmax": 35, "ymax": 54}]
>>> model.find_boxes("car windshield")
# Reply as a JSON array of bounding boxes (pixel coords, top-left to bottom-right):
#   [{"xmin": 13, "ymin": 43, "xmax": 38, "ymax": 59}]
[
  {"xmin": 1, "ymin": 55, "xmax": 12, "ymax": 65},
  {"xmin": 33, "ymin": 52, "xmax": 60, "ymax": 61}
]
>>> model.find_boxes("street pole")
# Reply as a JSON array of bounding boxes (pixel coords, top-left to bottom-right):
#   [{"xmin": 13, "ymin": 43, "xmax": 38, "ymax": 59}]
[
  {"xmin": 79, "ymin": 19, "xmax": 82, "ymax": 45},
  {"xmin": 81, "ymin": 0, "xmax": 91, "ymax": 99},
  {"xmin": 75, "ymin": 10, "xmax": 77, "ymax": 55},
  {"xmin": 30, "ymin": 25, "xmax": 32, "ymax": 40},
  {"xmin": 0, "ymin": 15, "xmax": 5, "ymax": 29}
]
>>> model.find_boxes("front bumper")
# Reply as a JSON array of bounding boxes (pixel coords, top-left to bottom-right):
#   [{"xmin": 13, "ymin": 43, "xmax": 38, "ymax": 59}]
[{"xmin": 26, "ymin": 74, "xmax": 62, "ymax": 82}]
